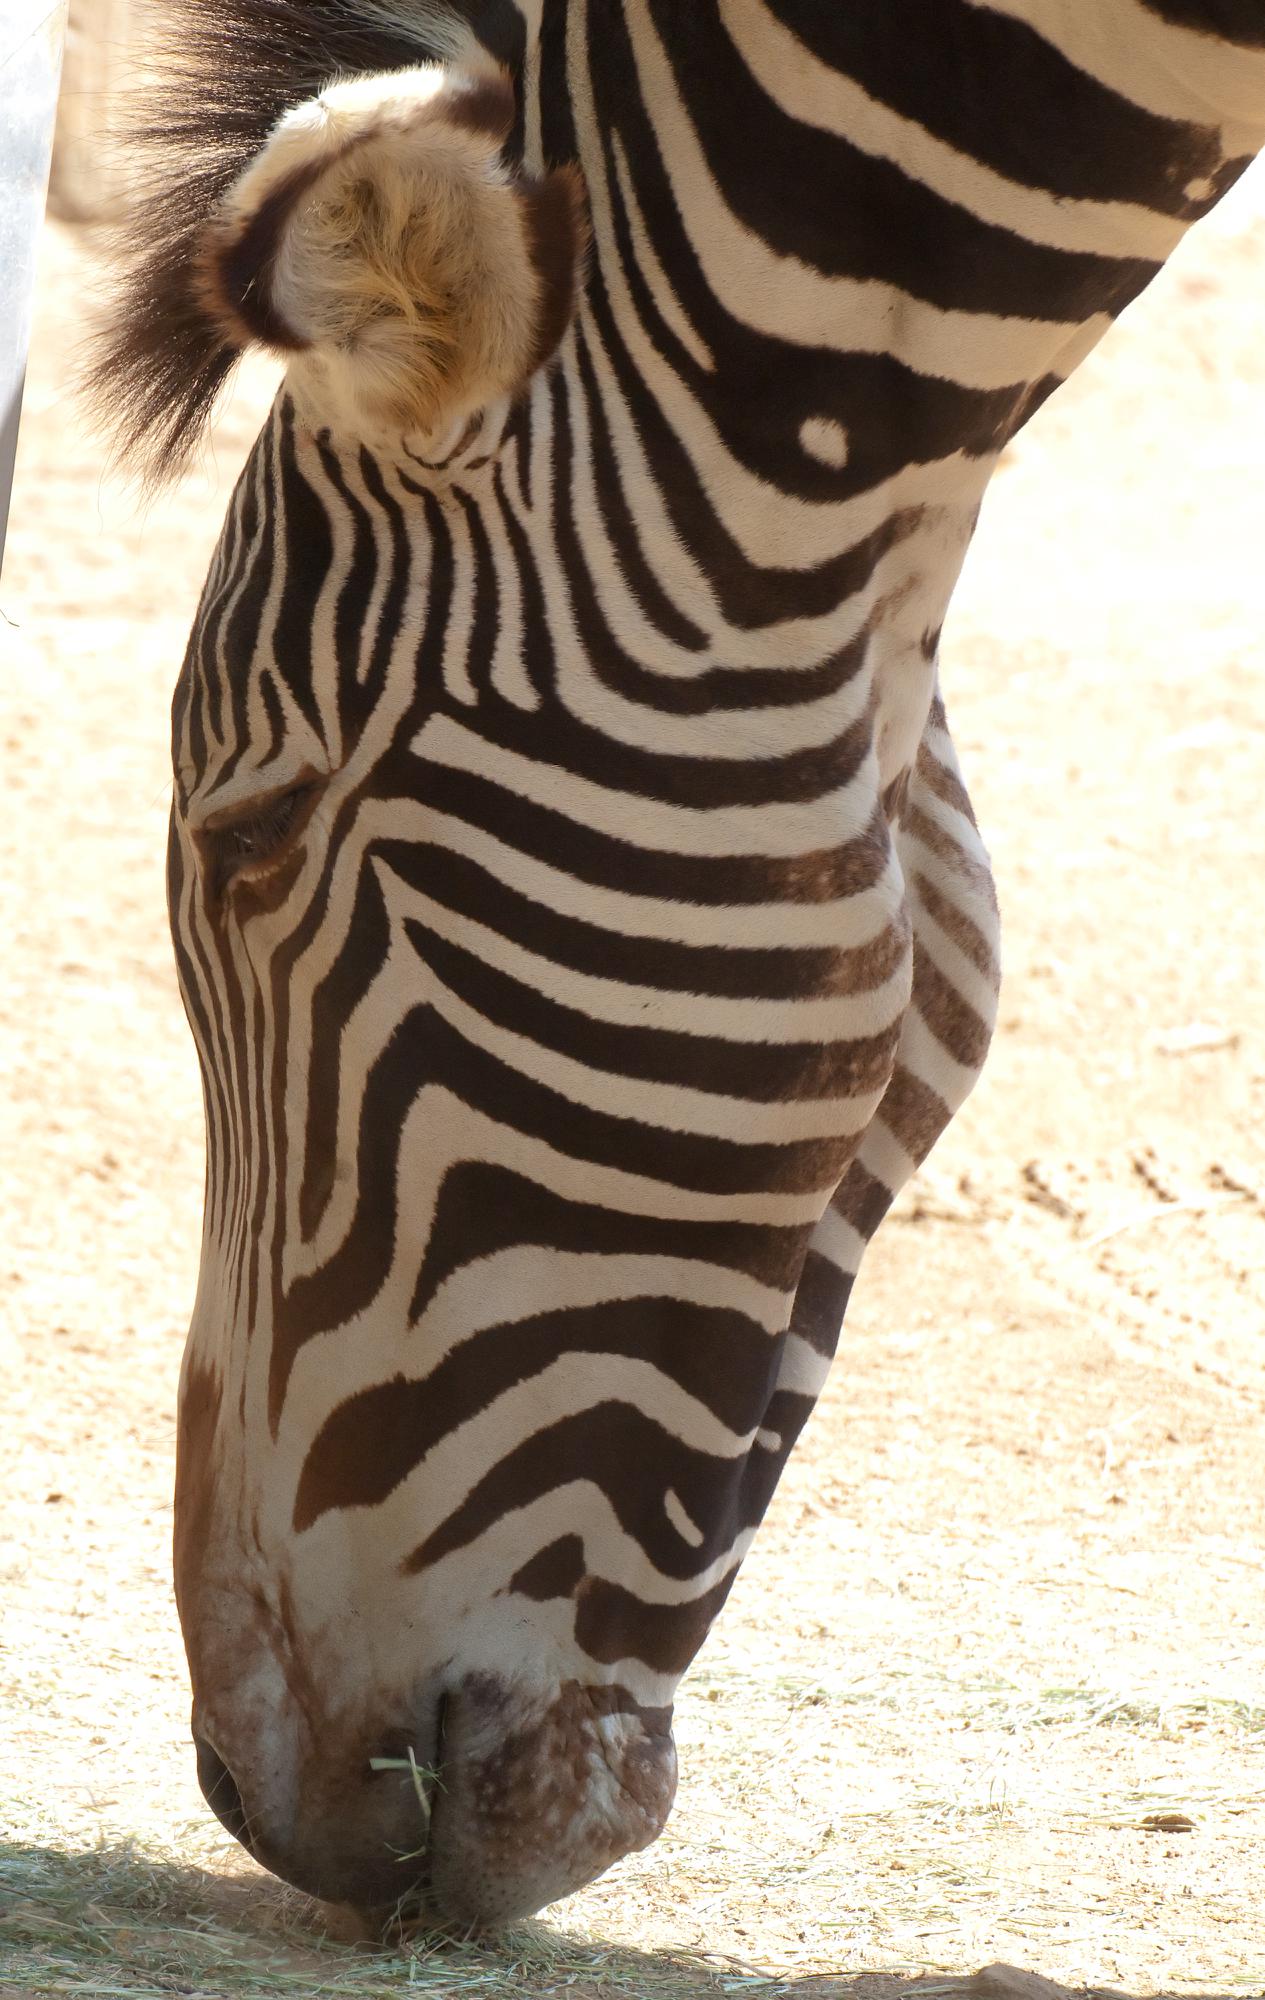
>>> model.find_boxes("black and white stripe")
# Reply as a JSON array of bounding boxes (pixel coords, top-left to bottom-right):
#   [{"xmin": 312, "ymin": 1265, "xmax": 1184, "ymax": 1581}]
[{"xmin": 96, "ymin": 0, "xmax": 1264, "ymax": 1926}]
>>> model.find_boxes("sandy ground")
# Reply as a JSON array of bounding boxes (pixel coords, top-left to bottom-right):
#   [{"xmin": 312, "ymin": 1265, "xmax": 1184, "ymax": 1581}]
[{"xmin": 2, "ymin": 166, "xmax": 1265, "ymax": 2000}]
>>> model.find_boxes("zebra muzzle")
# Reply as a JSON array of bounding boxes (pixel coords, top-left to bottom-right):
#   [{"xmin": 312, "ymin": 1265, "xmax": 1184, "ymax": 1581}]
[{"xmin": 190, "ymin": 1676, "xmax": 675, "ymax": 1926}]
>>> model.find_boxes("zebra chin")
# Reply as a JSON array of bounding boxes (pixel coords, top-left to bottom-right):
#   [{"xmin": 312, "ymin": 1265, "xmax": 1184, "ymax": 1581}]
[{"xmin": 191, "ymin": 1673, "xmax": 677, "ymax": 1928}]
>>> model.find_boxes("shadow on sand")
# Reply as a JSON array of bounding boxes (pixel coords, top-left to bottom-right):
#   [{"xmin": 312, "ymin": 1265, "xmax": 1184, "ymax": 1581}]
[{"xmin": 0, "ymin": 1839, "xmax": 1254, "ymax": 2000}]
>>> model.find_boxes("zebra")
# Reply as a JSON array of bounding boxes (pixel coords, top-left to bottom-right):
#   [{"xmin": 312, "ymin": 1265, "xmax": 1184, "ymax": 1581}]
[{"xmin": 91, "ymin": 0, "xmax": 1265, "ymax": 1933}]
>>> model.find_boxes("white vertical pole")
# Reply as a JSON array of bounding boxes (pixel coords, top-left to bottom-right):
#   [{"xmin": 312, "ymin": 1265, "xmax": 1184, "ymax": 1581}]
[{"xmin": 0, "ymin": 0, "xmax": 68, "ymax": 582}]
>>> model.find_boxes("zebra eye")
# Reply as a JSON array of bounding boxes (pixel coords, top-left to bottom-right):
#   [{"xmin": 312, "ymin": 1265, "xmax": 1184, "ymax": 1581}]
[{"xmin": 202, "ymin": 784, "xmax": 315, "ymax": 901}]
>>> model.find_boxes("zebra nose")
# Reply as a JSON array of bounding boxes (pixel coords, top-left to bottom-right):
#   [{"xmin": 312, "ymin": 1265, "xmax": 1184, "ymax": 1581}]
[
  {"xmin": 193, "ymin": 1731, "xmax": 256, "ymax": 1852},
  {"xmin": 186, "ymin": 1686, "xmax": 668, "ymax": 1924},
  {"xmin": 189, "ymin": 1717, "xmax": 437, "ymax": 1913}
]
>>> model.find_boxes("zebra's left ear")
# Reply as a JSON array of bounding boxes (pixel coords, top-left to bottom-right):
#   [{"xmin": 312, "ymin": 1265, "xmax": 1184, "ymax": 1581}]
[{"xmin": 195, "ymin": 63, "xmax": 588, "ymax": 437}]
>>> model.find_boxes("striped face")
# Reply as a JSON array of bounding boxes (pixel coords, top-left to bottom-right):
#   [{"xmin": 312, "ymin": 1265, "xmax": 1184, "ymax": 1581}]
[
  {"xmin": 144, "ymin": 0, "xmax": 1265, "ymax": 1934},
  {"xmin": 167, "ymin": 383, "xmax": 924, "ymax": 1921}
]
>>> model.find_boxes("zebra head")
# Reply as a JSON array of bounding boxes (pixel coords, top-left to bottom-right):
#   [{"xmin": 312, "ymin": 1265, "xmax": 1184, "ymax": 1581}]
[
  {"xmin": 162, "ymin": 48, "xmax": 700, "ymax": 1926},
  {"xmin": 93, "ymin": 5, "xmax": 929, "ymax": 1927},
  {"xmin": 122, "ymin": 0, "xmax": 1258, "ymax": 1925}
]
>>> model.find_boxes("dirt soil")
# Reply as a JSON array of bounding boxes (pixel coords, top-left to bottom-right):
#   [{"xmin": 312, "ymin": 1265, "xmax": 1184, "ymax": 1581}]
[{"xmin": 2, "ymin": 169, "xmax": 1264, "ymax": 2000}]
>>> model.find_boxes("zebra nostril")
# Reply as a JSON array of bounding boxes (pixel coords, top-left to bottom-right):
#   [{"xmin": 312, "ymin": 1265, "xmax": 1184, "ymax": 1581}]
[{"xmin": 193, "ymin": 1732, "xmax": 255, "ymax": 1852}]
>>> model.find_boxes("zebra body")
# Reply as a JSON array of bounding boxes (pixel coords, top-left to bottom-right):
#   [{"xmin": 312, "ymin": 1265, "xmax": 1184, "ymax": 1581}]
[{"xmin": 95, "ymin": 0, "xmax": 1265, "ymax": 1928}]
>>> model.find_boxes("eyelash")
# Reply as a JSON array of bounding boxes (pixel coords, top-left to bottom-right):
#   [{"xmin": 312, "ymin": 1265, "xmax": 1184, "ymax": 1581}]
[{"xmin": 203, "ymin": 786, "xmax": 312, "ymax": 899}]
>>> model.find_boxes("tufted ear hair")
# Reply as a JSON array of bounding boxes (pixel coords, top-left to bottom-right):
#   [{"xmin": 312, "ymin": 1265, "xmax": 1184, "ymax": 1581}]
[{"xmin": 195, "ymin": 62, "xmax": 588, "ymax": 437}]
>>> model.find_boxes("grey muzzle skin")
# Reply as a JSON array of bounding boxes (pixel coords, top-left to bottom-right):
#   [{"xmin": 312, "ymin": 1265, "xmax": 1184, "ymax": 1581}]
[{"xmin": 192, "ymin": 1675, "xmax": 678, "ymax": 1929}]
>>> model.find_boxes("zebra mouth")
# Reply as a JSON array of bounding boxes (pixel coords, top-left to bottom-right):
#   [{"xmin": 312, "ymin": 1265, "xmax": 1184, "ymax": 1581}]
[
  {"xmin": 190, "ymin": 1679, "xmax": 673, "ymax": 1926},
  {"xmin": 365, "ymin": 1697, "xmax": 449, "ymax": 1901}
]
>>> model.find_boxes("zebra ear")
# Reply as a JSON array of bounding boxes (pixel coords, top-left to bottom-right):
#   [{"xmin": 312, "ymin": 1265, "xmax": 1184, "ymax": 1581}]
[{"xmin": 195, "ymin": 64, "xmax": 588, "ymax": 436}]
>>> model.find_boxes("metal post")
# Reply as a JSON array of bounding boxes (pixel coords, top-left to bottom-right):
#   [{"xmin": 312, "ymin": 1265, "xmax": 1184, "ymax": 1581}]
[{"xmin": 0, "ymin": 1, "xmax": 67, "ymax": 583}]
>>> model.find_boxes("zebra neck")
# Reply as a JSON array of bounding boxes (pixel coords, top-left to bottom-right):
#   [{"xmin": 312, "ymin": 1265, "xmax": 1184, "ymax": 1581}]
[{"xmin": 519, "ymin": 0, "xmax": 1263, "ymax": 431}]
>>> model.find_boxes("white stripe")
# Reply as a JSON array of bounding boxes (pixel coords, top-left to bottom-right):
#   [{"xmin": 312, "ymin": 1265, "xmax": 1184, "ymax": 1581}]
[
  {"xmin": 722, "ymin": 0, "xmax": 1188, "ymax": 262},
  {"xmin": 366, "ymin": 798, "xmax": 906, "ymax": 950},
  {"xmin": 775, "ymin": 1332, "xmax": 835, "ymax": 1398},
  {"xmin": 664, "ymin": 1490, "xmax": 706, "ymax": 1547},
  {"xmin": 393, "ymin": 1473, "xmax": 757, "ymax": 1608},
  {"xmin": 439, "ymin": 497, "xmax": 478, "ymax": 706},
  {"xmin": 418, "ymin": 1247, "xmax": 791, "ymax": 1342},
  {"xmin": 410, "ymin": 940, "xmax": 894, "ymax": 1145},
  {"xmin": 963, "ymin": 0, "xmax": 1265, "ymax": 136},
  {"xmin": 906, "ymin": 891, "xmax": 1003, "ymax": 1029},
  {"xmin": 853, "ymin": 1113, "xmax": 918, "ymax": 1200},
  {"xmin": 413, "ymin": 711, "xmax": 890, "ymax": 856},
  {"xmin": 284, "ymin": 1248, "xmax": 792, "ymax": 1437},
  {"xmin": 376, "ymin": 866, "xmax": 913, "ymax": 1044},
  {"xmin": 899, "ymin": 1002, "xmax": 984, "ymax": 1114},
  {"xmin": 296, "ymin": 434, "xmax": 355, "ymax": 768},
  {"xmin": 623, "ymin": 0, "xmax": 1110, "ymax": 391},
  {"xmin": 612, "ymin": 132, "xmax": 715, "ymax": 370},
  {"xmin": 808, "ymin": 1201, "xmax": 867, "ymax": 1277}
]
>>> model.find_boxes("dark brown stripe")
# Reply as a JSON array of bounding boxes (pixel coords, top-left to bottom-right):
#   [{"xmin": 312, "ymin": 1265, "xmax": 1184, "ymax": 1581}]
[
  {"xmin": 1142, "ymin": 0, "xmax": 1265, "ymax": 46},
  {"xmin": 874, "ymin": 1062, "xmax": 950, "ymax": 1166},
  {"xmin": 510, "ymin": 1535, "xmax": 587, "ymax": 1601},
  {"xmin": 883, "ymin": 768, "xmax": 911, "ymax": 823},
  {"xmin": 911, "ymin": 869, "xmax": 999, "ymax": 980},
  {"xmin": 575, "ymin": 1571, "xmax": 734, "ymax": 1678},
  {"xmin": 519, "ymin": 163, "xmax": 590, "ymax": 379},
  {"xmin": 199, "ymin": 152, "xmax": 341, "ymax": 352},
  {"xmin": 912, "ymin": 950, "xmax": 994, "ymax": 1072},
  {"xmin": 914, "ymin": 743, "xmax": 979, "ymax": 825},
  {"xmin": 832, "ymin": 1161, "xmax": 893, "ymax": 1240},
  {"xmin": 444, "ymin": 68, "xmax": 517, "ymax": 140},
  {"xmin": 789, "ymin": 1249, "xmax": 853, "ymax": 1357}
]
